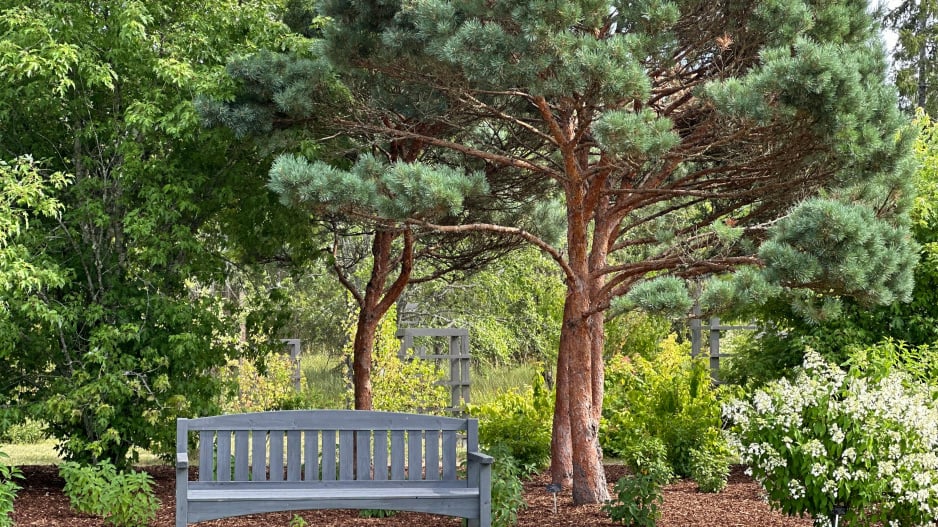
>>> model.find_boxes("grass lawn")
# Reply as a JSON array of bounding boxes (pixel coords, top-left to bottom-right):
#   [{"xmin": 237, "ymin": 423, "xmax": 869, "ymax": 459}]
[{"xmin": 2, "ymin": 440, "xmax": 163, "ymax": 466}]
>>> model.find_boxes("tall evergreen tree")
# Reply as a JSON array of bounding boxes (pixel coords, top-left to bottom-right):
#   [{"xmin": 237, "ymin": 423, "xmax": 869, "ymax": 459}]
[
  {"xmin": 266, "ymin": 0, "xmax": 916, "ymax": 503},
  {"xmin": 885, "ymin": 0, "xmax": 938, "ymax": 113}
]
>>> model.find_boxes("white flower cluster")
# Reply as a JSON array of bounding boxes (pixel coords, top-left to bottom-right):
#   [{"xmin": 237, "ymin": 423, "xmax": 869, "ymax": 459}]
[{"xmin": 724, "ymin": 351, "xmax": 938, "ymax": 525}]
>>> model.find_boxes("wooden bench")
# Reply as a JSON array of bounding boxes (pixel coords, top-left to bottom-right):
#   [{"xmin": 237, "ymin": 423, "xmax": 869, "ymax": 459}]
[{"xmin": 175, "ymin": 410, "xmax": 493, "ymax": 526}]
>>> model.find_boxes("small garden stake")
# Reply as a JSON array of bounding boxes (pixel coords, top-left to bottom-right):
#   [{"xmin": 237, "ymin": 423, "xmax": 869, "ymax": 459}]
[
  {"xmin": 546, "ymin": 484, "xmax": 562, "ymax": 514},
  {"xmin": 832, "ymin": 505, "xmax": 847, "ymax": 527}
]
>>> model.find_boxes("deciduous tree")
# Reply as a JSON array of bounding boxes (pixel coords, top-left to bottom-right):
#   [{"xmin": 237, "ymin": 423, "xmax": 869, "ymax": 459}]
[{"xmin": 0, "ymin": 0, "xmax": 315, "ymax": 464}]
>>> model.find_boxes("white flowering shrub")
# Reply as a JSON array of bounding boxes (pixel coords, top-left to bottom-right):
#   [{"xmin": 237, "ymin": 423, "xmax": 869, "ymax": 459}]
[{"xmin": 725, "ymin": 351, "xmax": 938, "ymax": 527}]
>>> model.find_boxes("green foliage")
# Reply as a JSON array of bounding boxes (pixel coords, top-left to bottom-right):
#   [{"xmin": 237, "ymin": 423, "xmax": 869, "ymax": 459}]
[
  {"xmin": 468, "ymin": 375, "xmax": 553, "ymax": 476},
  {"xmin": 726, "ymin": 350, "xmax": 938, "ymax": 526},
  {"xmin": 688, "ymin": 446, "xmax": 730, "ymax": 494},
  {"xmin": 604, "ymin": 311, "xmax": 671, "ymax": 360},
  {"xmin": 299, "ymin": 353, "xmax": 347, "ymax": 409},
  {"xmin": 884, "ymin": 1, "xmax": 938, "ymax": 114},
  {"xmin": 471, "ymin": 363, "xmax": 541, "ymax": 406},
  {"xmin": 602, "ymin": 335, "xmax": 728, "ymax": 479},
  {"xmin": 726, "ymin": 114, "xmax": 938, "ymax": 386},
  {"xmin": 289, "ymin": 514, "xmax": 308, "ymax": 527},
  {"xmin": 271, "ymin": 153, "xmax": 490, "ymax": 221},
  {"xmin": 0, "ymin": 0, "xmax": 321, "ymax": 466},
  {"xmin": 0, "ymin": 419, "xmax": 46, "ymax": 445},
  {"xmin": 0, "ymin": 450, "xmax": 22, "ymax": 527},
  {"xmin": 485, "ymin": 445, "xmax": 527, "ymax": 527},
  {"xmin": 602, "ymin": 438, "xmax": 670, "ymax": 527},
  {"xmin": 59, "ymin": 461, "xmax": 159, "ymax": 527},
  {"xmin": 403, "ymin": 247, "xmax": 565, "ymax": 366},
  {"xmin": 760, "ymin": 198, "xmax": 917, "ymax": 307},
  {"xmin": 219, "ymin": 351, "xmax": 305, "ymax": 413},
  {"xmin": 619, "ymin": 276, "xmax": 694, "ymax": 318},
  {"xmin": 358, "ymin": 509, "xmax": 397, "ymax": 518},
  {"xmin": 617, "ymin": 436, "xmax": 674, "ymax": 486},
  {"xmin": 603, "ymin": 474, "xmax": 664, "ymax": 527}
]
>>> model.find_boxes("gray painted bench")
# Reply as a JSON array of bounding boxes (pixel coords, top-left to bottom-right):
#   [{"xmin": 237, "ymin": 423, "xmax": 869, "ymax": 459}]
[{"xmin": 175, "ymin": 410, "xmax": 493, "ymax": 526}]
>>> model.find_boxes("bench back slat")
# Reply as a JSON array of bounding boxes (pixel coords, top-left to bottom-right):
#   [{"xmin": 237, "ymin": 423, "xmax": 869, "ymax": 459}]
[
  {"xmin": 303, "ymin": 430, "xmax": 318, "ymax": 481},
  {"xmin": 407, "ymin": 430, "xmax": 422, "ymax": 481},
  {"xmin": 426, "ymin": 430, "xmax": 441, "ymax": 481},
  {"xmin": 180, "ymin": 410, "xmax": 476, "ymax": 486},
  {"xmin": 252, "ymin": 431, "xmax": 267, "ymax": 481},
  {"xmin": 199, "ymin": 431, "xmax": 213, "ymax": 482},
  {"xmin": 287, "ymin": 430, "xmax": 302, "ymax": 482},
  {"xmin": 269, "ymin": 432, "xmax": 284, "ymax": 481},
  {"xmin": 216, "ymin": 432, "xmax": 232, "ymax": 482},
  {"xmin": 374, "ymin": 431, "xmax": 389, "ymax": 480},
  {"xmin": 390, "ymin": 430, "xmax": 406, "ymax": 480},
  {"xmin": 339, "ymin": 430, "xmax": 354, "ymax": 480},
  {"xmin": 443, "ymin": 430, "xmax": 458, "ymax": 481},
  {"xmin": 322, "ymin": 429, "xmax": 337, "ymax": 481},
  {"xmin": 234, "ymin": 431, "xmax": 249, "ymax": 481}
]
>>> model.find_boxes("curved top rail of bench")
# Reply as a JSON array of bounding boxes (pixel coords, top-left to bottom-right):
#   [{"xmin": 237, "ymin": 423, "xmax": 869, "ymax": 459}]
[{"xmin": 179, "ymin": 410, "xmax": 473, "ymax": 432}]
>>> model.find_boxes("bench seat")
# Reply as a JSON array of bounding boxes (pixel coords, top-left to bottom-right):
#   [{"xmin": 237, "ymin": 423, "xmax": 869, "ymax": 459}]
[
  {"xmin": 176, "ymin": 410, "xmax": 492, "ymax": 526},
  {"xmin": 186, "ymin": 486, "xmax": 482, "ymax": 522}
]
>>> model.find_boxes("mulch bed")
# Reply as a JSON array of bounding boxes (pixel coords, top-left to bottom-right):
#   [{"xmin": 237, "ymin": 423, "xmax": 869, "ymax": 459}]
[{"xmin": 12, "ymin": 464, "xmax": 812, "ymax": 526}]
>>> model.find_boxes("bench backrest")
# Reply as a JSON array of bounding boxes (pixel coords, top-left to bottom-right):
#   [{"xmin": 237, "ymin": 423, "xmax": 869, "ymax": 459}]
[{"xmin": 177, "ymin": 410, "xmax": 478, "ymax": 485}]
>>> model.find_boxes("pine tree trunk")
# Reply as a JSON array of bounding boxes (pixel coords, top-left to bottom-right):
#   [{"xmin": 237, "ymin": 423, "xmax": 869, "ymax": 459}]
[
  {"xmin": 352, "ymin": 309, "xmax": 378, "ymax": 410},
  {"xmin": 590, "ymin": 311, "xmax": 605, "ymax": 423},
  {"xmin": 349, "ymin": 229, "xmax": 414, "ymax": 411},
  {"xmin": 563, "ymin": 290, "xmax": 609, "ymax": 504},
  {"xmin": 554, "ymin": 193, "xmax": 609, "ymax": 503},
  {"xmin": 550, "ymin": 315, "xmax": 573, "ymax": 487}
]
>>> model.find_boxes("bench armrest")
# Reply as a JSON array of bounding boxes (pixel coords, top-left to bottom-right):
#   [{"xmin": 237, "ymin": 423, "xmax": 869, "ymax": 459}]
[
  {"xmin": 467, "ymin": 451, "xmax": 494, "ymax": 465},
  {"xmin": 176, "ymin": 452, "xmax": 189, "ymax": 470}
]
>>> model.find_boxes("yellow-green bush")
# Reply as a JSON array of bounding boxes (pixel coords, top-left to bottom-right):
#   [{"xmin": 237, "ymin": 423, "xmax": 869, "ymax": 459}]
[
  {"xmin": 219, "ymin": 351, "xmax": 304, "ymax": 413},
  {"xmin": 602, "ymin": 334, "xmax": 730, "ymax": 481}
]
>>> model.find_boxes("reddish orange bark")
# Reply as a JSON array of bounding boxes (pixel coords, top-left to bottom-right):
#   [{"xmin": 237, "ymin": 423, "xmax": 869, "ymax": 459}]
[{"xmin": 338, "ymin": 229, "xmax": 414, "ymax": 411}]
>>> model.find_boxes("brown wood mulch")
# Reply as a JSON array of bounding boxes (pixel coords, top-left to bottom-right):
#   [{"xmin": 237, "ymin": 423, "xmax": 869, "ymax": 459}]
[{"xmin": 11, "ymin": 464, "xmax": 812, "ymax": 526}]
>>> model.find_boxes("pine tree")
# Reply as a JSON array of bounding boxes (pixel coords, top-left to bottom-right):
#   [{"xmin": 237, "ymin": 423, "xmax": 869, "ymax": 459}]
[
  {"xmin": 203, "ymin": 45, "xmax": 552, "ymax": 411},
  {"xmin": 885, "ymin": 0, "xmax": 938, "ymax": 113},
  {"xmin": 265, "ymin": 0, "xmax": 916, "ymax": 503}
]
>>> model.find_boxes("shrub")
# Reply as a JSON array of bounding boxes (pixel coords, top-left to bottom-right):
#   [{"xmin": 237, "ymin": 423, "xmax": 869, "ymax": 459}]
[
  {"xmin": 59, "ymin": 461, "xmax": 159, "ymax": 527},
  {"xmin": 1, "ymin": 419, "xmax": 46, "ymax": 444},
  {"xmin": 602, "ymin": 334, "xmax": 729, "ymax": 478},
  {"xmin": 468, "ymin": 374, "xmax": 553, "ymax": 476},
  {"xmin": 602, "ymin": 438, "xmax": 670, "ymax": 527},
  {"xmin": 219, "ymin": 350, "xmax": 304, "ymax": 413},
  {"xmin": 688, "ymin": 442, "xmax": 730, "ymax": 493},
  {"xmin": 486, "ymin": 445, "xmax": 527, "ymax": 527},
  {"xmin": 0, "ymin": 450, "xmax": 22, "ymax": 527},
  {"xmin": 725, "ymin": 350, "xmax": 938, "ymax": 526}
]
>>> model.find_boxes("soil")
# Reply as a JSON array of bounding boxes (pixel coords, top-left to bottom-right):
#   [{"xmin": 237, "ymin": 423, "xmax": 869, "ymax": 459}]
[{"xmin": 12, "ymin": 464, "xmax": 813, "ymax": 526}]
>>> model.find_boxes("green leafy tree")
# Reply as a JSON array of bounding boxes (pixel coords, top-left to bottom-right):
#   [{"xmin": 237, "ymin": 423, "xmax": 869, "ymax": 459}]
[
  {"xmin": 0, "ymin": 0, "xmax": 317, "ymax": 465},
  {"xmin": 0, "ymin": 156, "xmax": 69, "ymax": 430},
  {"xmin": 260, "ymin": 0, "xmax": 915, "ymax": 503}
]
